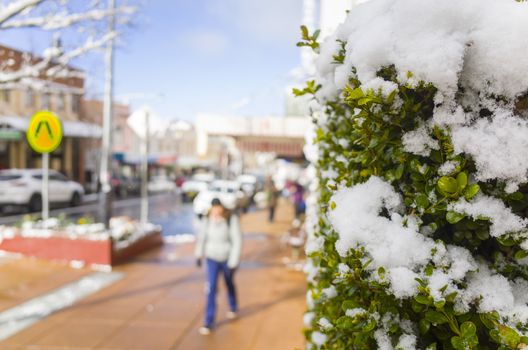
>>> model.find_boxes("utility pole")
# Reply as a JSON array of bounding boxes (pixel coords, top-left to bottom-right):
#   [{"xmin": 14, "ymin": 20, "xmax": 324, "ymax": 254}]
[
  {"xmin": 99, "ymin": 0, "xmax": 116, "ymax": 227},
  {"xmin": 140, "ymin": 109, "xmax": 150, "ymax": 226}
]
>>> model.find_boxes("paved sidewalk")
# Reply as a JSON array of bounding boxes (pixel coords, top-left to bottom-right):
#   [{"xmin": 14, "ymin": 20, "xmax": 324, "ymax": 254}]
[{"xmin": 0, "ymin": 200, "xmax": 306, "ymax": 350}]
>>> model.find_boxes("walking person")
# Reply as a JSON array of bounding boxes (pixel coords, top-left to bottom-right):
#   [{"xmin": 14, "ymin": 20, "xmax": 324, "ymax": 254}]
[
  {"xmin": 195, "ymin": 198, "xmax": 242, "ymax": 335},
  {"xmin": 292, "ymin": 182, "xmax": 306, "ymax": 219},
  {"xmin": 266, "ymin": 179, "xmax": 279, "ymax": 222}
]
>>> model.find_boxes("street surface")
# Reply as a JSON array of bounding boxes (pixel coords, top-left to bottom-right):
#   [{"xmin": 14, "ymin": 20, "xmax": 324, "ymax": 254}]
[
  {"xmin": 0, "ymin": 198, "xmax": 305, "ymax": 350},
  {"xmin": 0, "ymin": 193, "xmax": 196, "ymax": 238}
]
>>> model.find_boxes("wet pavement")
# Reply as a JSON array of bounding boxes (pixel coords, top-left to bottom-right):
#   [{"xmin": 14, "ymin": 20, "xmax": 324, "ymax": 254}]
[{"xmin": 0, "ymin": 193, "xmax": 197, "ymax": 238}]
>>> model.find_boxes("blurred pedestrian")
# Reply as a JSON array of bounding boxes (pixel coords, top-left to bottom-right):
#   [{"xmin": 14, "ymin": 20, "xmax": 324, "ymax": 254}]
[
  {"xmin": 292, "ymin": 182, "xmax": 306, "ymax": 219},
  {"xmin": 195, "ymin": 198, "xmax": 242, "ymax": 335},
  {"xmin": 266, "ymin": 179, "xmax": 279, "ymax": 222}
]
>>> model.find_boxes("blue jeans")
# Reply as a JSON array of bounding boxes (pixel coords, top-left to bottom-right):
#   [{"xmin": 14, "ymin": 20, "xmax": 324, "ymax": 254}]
[{"xmin": 205, "ymin": 258, "xmax": 237, "ymax": 328}]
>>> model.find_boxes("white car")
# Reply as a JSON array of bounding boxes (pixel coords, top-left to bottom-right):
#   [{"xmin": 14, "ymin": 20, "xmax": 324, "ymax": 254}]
[
  {"xmin": 147, "ymin": 176, "xmax": 176, "ymax": 193},
  {"xmin": 181, "ymin": 180, "xmax": 209, "ymax": 200},
  {"xmin": 0, "ymin": 169, "xmax": 84, "ymax": 212},
  {"xmin": 193, "ymin": 180, "xmax": 247, "ymax": 216},
  {"xmin": 236, "ymin": 174, "xmax": 258, "ymax": 196}
]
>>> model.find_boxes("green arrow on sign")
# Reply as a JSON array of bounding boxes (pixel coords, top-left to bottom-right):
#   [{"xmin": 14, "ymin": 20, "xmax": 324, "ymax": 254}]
[{"xmin": 35, "ymin": 121, "xmax": 54, "ymax": 139}]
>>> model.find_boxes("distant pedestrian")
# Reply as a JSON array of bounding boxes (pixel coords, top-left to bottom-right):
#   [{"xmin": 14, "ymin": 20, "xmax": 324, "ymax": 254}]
[
  {"xmin": 292, "ymin": 183, "xmax": 306, "ymax": 219},
  {"xmin": 195, "ymin": 198, "xmax": 242, "ymax": 335},
  {"xmin": 266, "ymin": 179, "xmax": 279, "ymax": 222}
]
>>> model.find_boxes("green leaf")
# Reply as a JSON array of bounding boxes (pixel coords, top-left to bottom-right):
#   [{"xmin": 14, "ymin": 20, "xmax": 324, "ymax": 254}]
[
  {"xmin": 498, "ymin": 325, "xmax": 521, "ymax": 348},
  {"xmin": 416, "ymin": 194, "xmax": 430, "ymax": 209},
  {"xmin": 434, "ymin": 300, "xmax": 446, "ymax": 309},
  {"xmin": 479, "ymin": 313, "xmax": 497, "ymax": 329},
  {"xmin": 300, "ymin": 25, "xmax": 309, "ymax": 39},
  {"xmin": 451, "ymin": 336, "xmax": 465, "ymax": 350},
  {"xmin": 363, "ymin": 320, "xmax": 377, "ymax": 332},
  {"xmin": 415, "ymin": 294, "xmax": 431, "ymax": 305},
  {"xmin": 336, "ymin": 315, "xmax": 354, "ymax": 329},
  {"xmin": 419, "ymin": 319, "xmax": 431, "ymax": 334},
  {"xmin": 515, "ymin": 250, "xmax": 528, "ymax": 260},
  {"xmin": 460, "ymin": 321, "xmax": 477, "ymax": 336},
  {"xmin": 425, "ymin": 310, "xmax": 449, "ymax": 324},
  {"xmin": 330, "ymin": 201, "xmax": 336, "ymax": 210},
  {"xmin": 446, "ymin": 211, "xmax": 465, "ymax": 224},
  {"xmin": 341, "ymin": 300, "xmax": 361, "ymax": 311},
  {"xmin": 395, "ymin": 164, "xmax": 404, "ymax": 180},
  {"xmin": 438, "ymin": 176, "xmax": 459, "ymax": 195},
  {"xmin": 464, "ymin": 183, "xmax": 480, "ymax": 200},
  {"xmin": 456, "ymin": 172, "xmax": 468, "ymax": 190},
  {"xmin": 368, "ymin": 138, "xmax": 379, "ymax": 149},
  {"xmin": 347, "ymin": 87, "xmax": 364, "ymax": 100},
  {"xmin": 424, "ymin": 264, "xmax": 434, "ymax": 276}
]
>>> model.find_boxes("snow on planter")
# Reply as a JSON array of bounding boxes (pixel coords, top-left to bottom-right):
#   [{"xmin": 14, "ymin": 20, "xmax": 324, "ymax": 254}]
[
  {"xmin": 298, "ymin": 0, "xmax": 528, "ymax": 348},
  {"xmin": 0, "ymin": 216, "xmax": 162, "ymax": 266}
]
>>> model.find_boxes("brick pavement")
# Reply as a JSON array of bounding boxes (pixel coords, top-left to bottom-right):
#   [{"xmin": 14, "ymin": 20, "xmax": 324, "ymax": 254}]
[{"xmin": 0, "ymin": 199, "xmax": 306, "ymax": 350}]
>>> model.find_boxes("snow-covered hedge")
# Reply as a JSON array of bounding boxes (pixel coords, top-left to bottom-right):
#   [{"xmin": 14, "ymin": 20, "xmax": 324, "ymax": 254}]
[{"xmin": 299, "ymin": 0, "xmax": 528, "ymax": 349}]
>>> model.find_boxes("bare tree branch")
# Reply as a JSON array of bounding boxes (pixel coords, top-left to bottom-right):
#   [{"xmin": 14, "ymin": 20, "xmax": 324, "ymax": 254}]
[
  {"xmin": 0, "ymin": 0, "xmax": 44, "ymax": 26},
  {"xmin": 1, "ymin": 6, "xmax": 136, "ymax": 30},
  {"xmin": 0, "ymin": 0, "xmax": 138, "ymax": 84}
]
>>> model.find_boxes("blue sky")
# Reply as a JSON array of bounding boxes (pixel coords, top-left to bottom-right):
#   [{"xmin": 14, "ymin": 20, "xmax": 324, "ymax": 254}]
[{"xmin": 2, "ymin": 0, "xmax": 305, "ymax": 120}]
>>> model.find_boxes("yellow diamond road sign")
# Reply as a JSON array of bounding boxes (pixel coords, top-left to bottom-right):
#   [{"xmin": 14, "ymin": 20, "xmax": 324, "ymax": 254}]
[{"xmin": 27, "ymin": 111, "xmax": 63, "ymax": 153}]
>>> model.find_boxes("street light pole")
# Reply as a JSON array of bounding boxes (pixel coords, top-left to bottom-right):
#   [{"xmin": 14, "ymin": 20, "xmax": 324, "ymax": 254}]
[
  {"xmin": 140, "ymin": 109, "xmax": 150, "ymax": 226},
  {"xmin": 99, "ymin": 0, "xmax": 115, "ymax": 227}
]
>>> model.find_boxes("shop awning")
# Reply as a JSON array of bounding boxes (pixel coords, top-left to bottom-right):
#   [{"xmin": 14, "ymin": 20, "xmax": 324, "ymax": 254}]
[{"xmin": 0, "ymin": 116, "xmax": 102, "ymax": 138}]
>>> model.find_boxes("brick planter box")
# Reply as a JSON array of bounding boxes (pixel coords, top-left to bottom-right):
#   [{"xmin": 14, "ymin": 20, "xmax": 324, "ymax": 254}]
[{"xmin": 0, "ymin": 228, "xmax": 163, "ymax": 266}]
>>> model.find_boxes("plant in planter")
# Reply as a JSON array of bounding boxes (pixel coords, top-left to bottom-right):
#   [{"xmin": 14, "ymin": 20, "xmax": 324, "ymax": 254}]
[{"xmin": 298, "ymin": 0, "xmax": 528, "ymax": 349}]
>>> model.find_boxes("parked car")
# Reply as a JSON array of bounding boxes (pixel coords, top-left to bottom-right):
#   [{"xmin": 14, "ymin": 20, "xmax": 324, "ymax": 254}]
[
  {"xmin": 181, "ymin": 173, "xmax": 215, "ymax": 201},
  {"xmin": 0, "ymin": 169, "xmax": 84, "ymax": 212},
  {"xmin": 148, "ymin": 175, "xmax": 176, "ymax": 193},
  {"xmin": 111, "ymin": 174, "xmax": 141, "ymax": 198},
  {"xmin": 236, "ymin": 174, "xmax": 258, "ymax": 197},
  {"xmin": 193, "ymin": 180, "xmax": 249, "ymax": 217},
  {"xmin": 181, "ymin": 180, "xmax": 208, "ymax": 201}
]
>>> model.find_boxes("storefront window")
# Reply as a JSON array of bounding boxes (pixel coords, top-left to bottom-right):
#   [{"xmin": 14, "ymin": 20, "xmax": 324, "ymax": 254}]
[{"xmin": 71, "ymin": 94, "xmax": 80, "ymax": 114}]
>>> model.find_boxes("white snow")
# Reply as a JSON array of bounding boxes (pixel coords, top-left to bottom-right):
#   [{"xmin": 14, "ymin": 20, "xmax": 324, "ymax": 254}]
[
  {"xmin": 329, "ymin": 177, "xmax": 435, "ymax": 270},
  {"xmin": 387, "ymin": 267, "xmax": 419, "ymax": 298},
  {"xmin": 396, "ymin": 334, "xmax": 417, "ymax": 350},
  {"xmin": 402, "ymin": 124, "xmax": 439, "ymax": 157},
  {"xmin": 449, "ymin": 195, "xmax": 528, "ymax": 237},
  {"xmin": 318, "ymin": 317, "xmax": 333, "ymax": 330},
  {"xmin": 316, "ymin": 0, "xmax": 528, "ymax": 103},
  {"xmin": 311, "ymin": 331, "xmax": 327, "ymax": 346},
  {"xmin": 304, "ymin": 312, "xmax": 316, "ymax": 327},
  {"xmin": 322, "ymin": 285, "xmax": 337, "ymax": 299},
  {"xmin": 452, "ymin": 111, "xmax": 528, "ymax": 189},
  {"xmin": 438, "ymin": 160, "xmax": 458, "ymax": 176},
  {"xmin": 345, "ymin": 307, "xmax": 367, "ymax": 318},
  {"xmin": 374, "ymin": 329, "xmax": 394, "ymax": 350}
]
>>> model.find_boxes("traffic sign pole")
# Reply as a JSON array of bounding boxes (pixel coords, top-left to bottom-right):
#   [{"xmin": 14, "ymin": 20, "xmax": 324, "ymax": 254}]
[
  {"xmin": 42, "ymin": 152, "xmax": 49, "ymax": 222},
  {"xmin": 26, "ymin": 111, "xmax": 63, "ymax": 224}
]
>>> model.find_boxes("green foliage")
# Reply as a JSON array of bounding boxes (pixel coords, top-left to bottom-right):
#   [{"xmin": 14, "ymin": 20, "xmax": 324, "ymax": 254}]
[
  {"xmin": 299, "ymin": 32, "xmax": 528, "ymax": 349},
  {"xmin": 297, "ymin": 25, "xmax": 321, "ymax": 52}
]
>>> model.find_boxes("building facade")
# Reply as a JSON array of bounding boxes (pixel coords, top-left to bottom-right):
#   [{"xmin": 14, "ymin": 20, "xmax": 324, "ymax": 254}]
[{"xmin": 0, "ymin": 44, "xmax": 101, "ymax": 184}]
